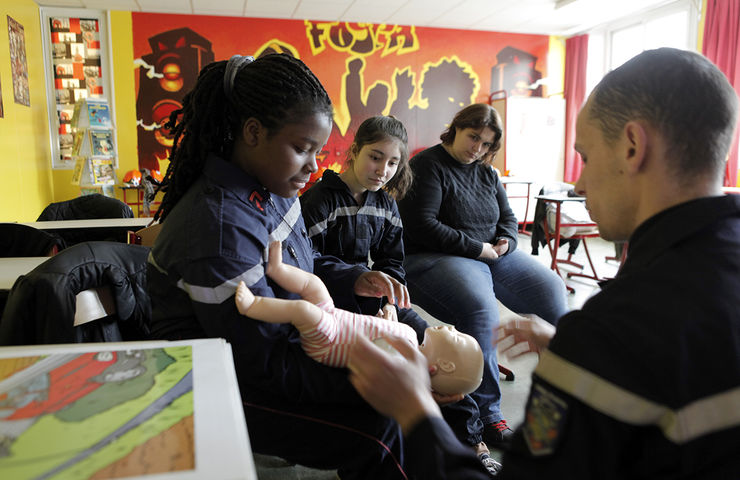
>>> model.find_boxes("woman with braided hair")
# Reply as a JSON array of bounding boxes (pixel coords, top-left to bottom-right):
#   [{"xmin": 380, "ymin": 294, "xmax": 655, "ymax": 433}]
[{"xmin": 146, "ymin": 53, "xmax": 412, "ymax": 479}]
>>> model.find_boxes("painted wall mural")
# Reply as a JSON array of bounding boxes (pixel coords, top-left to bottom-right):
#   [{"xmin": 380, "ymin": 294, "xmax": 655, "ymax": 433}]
[{"xmin": 132, "ymin": 13, "xmax": 548, "ymax": 179}]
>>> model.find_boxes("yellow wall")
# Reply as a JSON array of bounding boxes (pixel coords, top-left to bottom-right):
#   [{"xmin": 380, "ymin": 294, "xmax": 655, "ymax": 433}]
[
  {"xmin": 0, "ymin": 7, "xmax": 138, "ymax": 221},
  {"xmin": 108, "ymin": 11, "xmax": 139, "ymax": 192},
  {"xmin": 547, "ymin": 36, "xmax": 566, "ymax": 97},
  {"xmin": 0, "ymin": 0, "xmax": 54, "ymax": 221}
]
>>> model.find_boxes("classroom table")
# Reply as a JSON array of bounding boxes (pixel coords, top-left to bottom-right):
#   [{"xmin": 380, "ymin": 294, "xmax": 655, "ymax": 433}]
[
  {"xmin": 500, "ymin": 176, "xmax": 534, "ymax": 235},
  {"xmin": 21, "ymin": 217, "xmax": 152, "ymax": 230},
  {"xmin": 535, "ymin": 194, "xmax": 601, "ymax": 293},
  {"xmin": 0, "ymin": 256, "xmax": 116, "ymax": 326}
]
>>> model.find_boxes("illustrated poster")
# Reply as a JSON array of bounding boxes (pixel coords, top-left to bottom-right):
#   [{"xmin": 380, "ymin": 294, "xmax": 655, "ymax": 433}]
[
  {"xmin": 7, "ymin": 16, "xmax": 30, "ymax": 107},
  {"xmin": 0, "ymin": 347, "xmax": 196, "ymax": 479}
]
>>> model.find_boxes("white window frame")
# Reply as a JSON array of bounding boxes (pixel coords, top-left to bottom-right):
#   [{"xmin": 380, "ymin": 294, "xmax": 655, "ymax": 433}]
[
  {"xmin": 586, "ymin": 0, "xmax": 700, "ymax": 94},
  {"xmin": 39, "ymin": 7, "xmax": 116, "ymax": 169}
]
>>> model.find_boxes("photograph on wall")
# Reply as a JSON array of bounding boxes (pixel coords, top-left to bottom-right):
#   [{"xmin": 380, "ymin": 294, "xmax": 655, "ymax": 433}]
[
  {"xmin": 48, "ymin": 16, "xmax": 105, "ymax": 165},
  {"xmin": 7, "ymin": 16, "xmax": 30, "ymax": 107}
]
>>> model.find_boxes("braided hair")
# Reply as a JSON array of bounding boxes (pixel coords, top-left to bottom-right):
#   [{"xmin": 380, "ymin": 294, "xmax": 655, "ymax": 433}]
[{"xmin": 154, "ymin": 53, "xmax": 333, "ymax": 221}]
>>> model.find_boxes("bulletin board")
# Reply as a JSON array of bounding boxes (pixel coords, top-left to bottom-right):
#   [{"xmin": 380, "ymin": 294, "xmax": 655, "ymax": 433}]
[{"xmin": 40, "ymin": 8, "xmax": 113, "ymax": 169}]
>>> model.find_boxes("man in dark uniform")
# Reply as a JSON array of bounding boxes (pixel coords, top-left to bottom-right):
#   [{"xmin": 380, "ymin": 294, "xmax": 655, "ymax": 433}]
[{"xmin": 346, "ymin": 47, "xmax": 740, "ymax": 479}]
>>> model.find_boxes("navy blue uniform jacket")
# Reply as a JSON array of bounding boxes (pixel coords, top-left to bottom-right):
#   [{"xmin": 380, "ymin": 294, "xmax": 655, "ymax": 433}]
[{"xmin": 147, "ymin": 155, "xmax": 369, "ymax": 404}]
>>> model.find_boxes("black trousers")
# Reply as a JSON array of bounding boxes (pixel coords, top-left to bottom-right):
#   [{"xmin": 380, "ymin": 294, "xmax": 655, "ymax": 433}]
[
  {"xmin": 400, "ymin": 307, "xmax": 484, "ymax": 447},
  {"xmin": 244, "ymin": 399, "xmax": 408, "ymax": 480}
]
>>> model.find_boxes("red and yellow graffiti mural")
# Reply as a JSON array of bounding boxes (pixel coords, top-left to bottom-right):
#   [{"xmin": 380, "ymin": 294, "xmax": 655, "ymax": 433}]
[{"xmin": 132, "ymin": 13, "xmax": 549, "ymax": 175}]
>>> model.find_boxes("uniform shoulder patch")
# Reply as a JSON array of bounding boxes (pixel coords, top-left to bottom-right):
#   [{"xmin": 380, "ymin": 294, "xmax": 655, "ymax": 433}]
[
  {"xmin": 249, "ymin": 190, "xmax": 265, "ymax": 212},
  {"xmin": 523, "ymin": 382, "xmax": 569, "ymax": 456}
]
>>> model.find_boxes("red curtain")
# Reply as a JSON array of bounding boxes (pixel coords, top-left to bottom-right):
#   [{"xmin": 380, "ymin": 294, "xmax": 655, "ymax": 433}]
[
  {"xmin": 563, "ymin": 34, "xmax": 589, "ymax": 183},
  {"xmin": 702, "ymin": 0, "xmax": 740, "ymax": 187}
]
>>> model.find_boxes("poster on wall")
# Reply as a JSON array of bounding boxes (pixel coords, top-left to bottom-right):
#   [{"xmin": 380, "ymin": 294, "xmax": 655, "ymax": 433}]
[
  {"xmin": 48, "ymin": 15, "xmax": 105, "ymax": 165},
  {"xmin": 131, "ymin": 14, "xmax": 550, "ymax": 185},
  {"xmin": 7, "ymin": 16, "xmax": 30, "ymax": 107}
]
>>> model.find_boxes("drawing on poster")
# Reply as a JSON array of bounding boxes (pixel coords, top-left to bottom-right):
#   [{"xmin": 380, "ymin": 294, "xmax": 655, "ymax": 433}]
[
  {"xmin": 7, "ymin": 16, "xmax": 30, "ymax": 107},
  {"xmin": 0, "ymin": 346, "xmax": 196, "ymax": 480}
]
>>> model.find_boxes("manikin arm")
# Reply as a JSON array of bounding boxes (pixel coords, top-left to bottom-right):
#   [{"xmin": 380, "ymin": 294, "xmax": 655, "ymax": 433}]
[
  {"xmin": 265, "ymin": 240, "xmax": 331, "ymax": 305},
  {"xmin": 235, "ymin": 280, "xmax": 324, "ymax": 330},
  {"xmin": 234, "ymin": 241, "xmax": 331, "ymax": 331}
]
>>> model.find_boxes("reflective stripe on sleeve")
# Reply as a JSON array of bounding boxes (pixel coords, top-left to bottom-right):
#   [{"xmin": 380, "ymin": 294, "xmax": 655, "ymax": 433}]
[
  {"xmin": 535, "ymin": 349, "xmax": 740, "ymax": 444},
  {"xmin": 307, "ymin": 206, "xmax": 359, "ymax": 238},
  {"xmin": 307, "ymin": 205, "xmax": 402, "ymax": 238},
  {"xmin": 177, "ymin": 263, "xmax": 264, "ymax": 305},
  {"xmin": 358, "ymin": 205, "xmax": 403, "ymax": 227},
  {"xmin": 147, "ymin": 251, "xmax": 166, "ymax": 273}
]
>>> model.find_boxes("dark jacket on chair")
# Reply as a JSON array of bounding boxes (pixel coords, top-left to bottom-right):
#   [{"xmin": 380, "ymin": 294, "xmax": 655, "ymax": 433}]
[
  {"xmin": 531, "ymin": 184, "xmax": 581, "ymax": 256},
  {"xmin": 0, "ymin": 241, "xmax": 151, "ymax": 345},
  {"xmin": 37, "ymin": 194, "xmax": 134, "ymax": 246}
]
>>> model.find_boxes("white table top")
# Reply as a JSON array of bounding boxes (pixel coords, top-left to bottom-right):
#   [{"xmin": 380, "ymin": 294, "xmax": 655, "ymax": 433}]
[
  {"xmin": 0, "ymin": 257, "xmax": 48, "ymax": 289},
  {"xmin": 500, "ymin": 176, "xmax": 534, "ymax": 185},
  {"xmin": 535, "ymin": 194, "xmax": 586, "ymax": 202},
  {"xmin": 20, "ymin": 218, "xmax": 153, "ymax": 230}
]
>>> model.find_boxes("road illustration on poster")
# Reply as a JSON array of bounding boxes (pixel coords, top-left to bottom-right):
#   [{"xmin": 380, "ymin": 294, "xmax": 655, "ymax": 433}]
[{"xmin": 0, "ymin": 347, "xmax": 195, "ymax": 480}]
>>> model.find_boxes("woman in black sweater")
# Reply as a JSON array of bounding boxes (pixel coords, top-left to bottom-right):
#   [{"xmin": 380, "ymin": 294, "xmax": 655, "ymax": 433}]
[{"xmin": 398, "ymin": 103, "xmax": 569, "ymax": 449}]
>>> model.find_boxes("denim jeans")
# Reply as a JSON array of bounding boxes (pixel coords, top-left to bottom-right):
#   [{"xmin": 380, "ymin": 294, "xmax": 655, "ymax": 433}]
[{"xmin": 404, "ymin": 249, "xmax": 569, "ymax": 424}]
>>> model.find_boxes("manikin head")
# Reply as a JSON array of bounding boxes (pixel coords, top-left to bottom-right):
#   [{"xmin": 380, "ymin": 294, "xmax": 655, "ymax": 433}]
[{"xmin": 419, "ymin": 325, "xmax": 484, "ymax": 396}]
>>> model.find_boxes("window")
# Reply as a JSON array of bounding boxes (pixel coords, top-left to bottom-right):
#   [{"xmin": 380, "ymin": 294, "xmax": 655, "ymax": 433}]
[
  {"xmin": 40, "ymin": 8, "xmax": 114, "ymax": 169},
  {"xmin": 586, "ymin": 0, "xmax": 699, "ymax": 93}
]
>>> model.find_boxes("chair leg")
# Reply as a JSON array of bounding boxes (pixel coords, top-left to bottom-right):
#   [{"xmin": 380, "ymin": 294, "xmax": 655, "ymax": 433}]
[
  {"xmin": 543, "ymin": 220, "xmax": 575, "ymax": 294},
  {"xmin": 566, "ymin": 238, "xmax": 601, "ymax": 282},
  {"xmin": 557, "ymin": 252, "xmax": 584, "ymax": 269}
]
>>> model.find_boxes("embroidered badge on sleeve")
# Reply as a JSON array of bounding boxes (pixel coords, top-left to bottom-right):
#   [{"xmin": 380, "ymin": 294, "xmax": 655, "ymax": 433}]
[{"xmin": 523, "ymin": 383, "xmax": 569, "ymax": 456}]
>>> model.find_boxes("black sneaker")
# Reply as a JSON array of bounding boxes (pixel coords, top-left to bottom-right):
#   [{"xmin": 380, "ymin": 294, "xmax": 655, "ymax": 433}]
[
  {"xmin": 478, "ymin": 452, "xmax": 502, "ymax": 477},
  {"xmin": 483, "ymin": 419, "xmax": 514, "ymax": 449}
]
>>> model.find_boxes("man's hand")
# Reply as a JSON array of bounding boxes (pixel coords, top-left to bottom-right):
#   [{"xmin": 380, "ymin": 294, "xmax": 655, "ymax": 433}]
[
  {"xmin": 494, "ymin": 314, "xmax": 556, "ymax": 359},
  {"xmin": 348, "ymin": 334, "xmax": 441, "ymax": 434},
  {"xmin": 354, "ymin": 271, "xmax": 410, "ymax": 309}
]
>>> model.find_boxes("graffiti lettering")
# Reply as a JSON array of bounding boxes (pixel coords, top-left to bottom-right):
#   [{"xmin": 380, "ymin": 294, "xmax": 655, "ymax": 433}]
[
  {"xmin": 305, "ymin": 21, "xmax": 418, "ymax": 57},
  {"xmin": 377, "ymin": 25, "xmax": 419, "ymax": 57}
]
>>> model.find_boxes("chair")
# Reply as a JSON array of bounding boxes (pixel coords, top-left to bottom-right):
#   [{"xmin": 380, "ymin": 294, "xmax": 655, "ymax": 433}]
[
  {"xmin": 0, "ymin": 241, "xmax": 151, "ymax": 345},
  {"xmin": 534, "ymin": 183, "xmax": 602, "ymax": 293},
  {"xmin": 37, "ymin": 194, "xmax": 134, "ymax": 247}
]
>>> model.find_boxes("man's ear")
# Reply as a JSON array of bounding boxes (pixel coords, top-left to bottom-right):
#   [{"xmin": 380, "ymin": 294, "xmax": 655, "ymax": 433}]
[
  {"xmin": 242, "ymin": 117, "xmax": 263, "ymax": 147},
  {"xmin": 622, "ymin": 120, "xmax": 648, "ymax": 174}
]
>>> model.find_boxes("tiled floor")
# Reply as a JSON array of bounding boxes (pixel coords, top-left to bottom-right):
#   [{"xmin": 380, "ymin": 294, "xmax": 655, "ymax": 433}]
[{"xmin": 253, "ymin": 234, "xmax": 622, "ymax": 479}]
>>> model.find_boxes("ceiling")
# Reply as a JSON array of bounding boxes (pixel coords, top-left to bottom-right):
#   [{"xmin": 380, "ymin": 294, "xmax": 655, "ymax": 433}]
[{"xmin": 35, "ymin": 0, "xmax": 680, "ymax": 36}]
